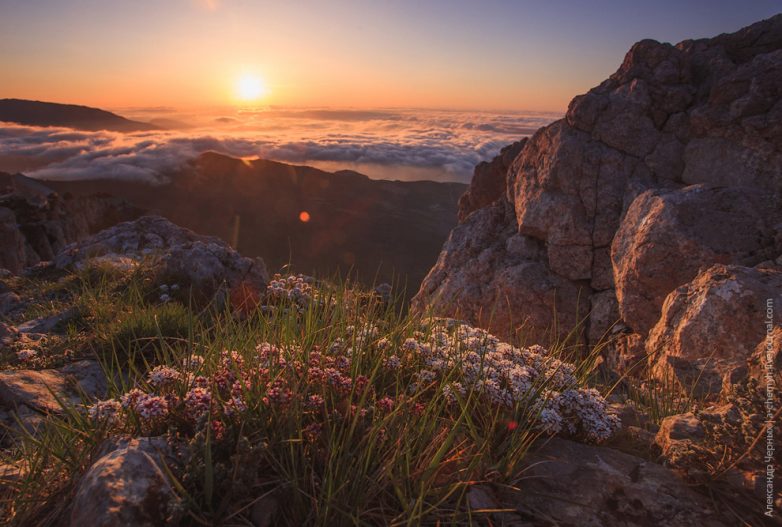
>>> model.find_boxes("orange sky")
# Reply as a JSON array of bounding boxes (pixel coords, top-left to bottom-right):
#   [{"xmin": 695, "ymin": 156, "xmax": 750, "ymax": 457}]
[{"xmin": 1, "ymin": 0, "xmax": 779, "ymax": 112}]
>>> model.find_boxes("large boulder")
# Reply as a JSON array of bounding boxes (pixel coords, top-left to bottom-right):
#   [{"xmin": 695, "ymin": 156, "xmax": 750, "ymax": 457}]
[
  {"xmin": 647, "ymin": 264, "xmax": 782, "ymax": 396},
  {"xmin": 612, "ymin": 185, "xmax": 780, "ymax": 334},
  {"xmin": 55, "ymin": 215, "xmax": 269, "ymax": 299},
  {"xmin": 502, "ymin": 437, "xmax": 728, "ymax": 526},
  {"xmin": 70, "ymin": 437, "xmax": 178, "ymax": 527},
  {"xmin": 415, "ymin": 15, "xmax": 782, "ymax": 356}
]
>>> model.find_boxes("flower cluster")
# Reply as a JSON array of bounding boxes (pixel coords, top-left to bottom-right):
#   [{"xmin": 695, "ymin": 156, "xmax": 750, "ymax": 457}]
[
  {"xmin": 148, "ymin": 365, "xmax": 181, "ymax": 388},
  {"xmin": 158, "ymin": 283, "xmax": 179, "ymax": 303},
  {"xmin": 84, "ymin": 335, "xmax": 385, "ymax": 438},
  {"xmin": 16, "ymin": 349, "xmax": 37, "ymax": 362},
  {"xmin": 266, "ymin": 274, "xmax": 315, "ymax": 308},
  {"xmin": 87, "ymin": 399, "xmax": 122, "ymax": 424},
  {"xmin": 400, "ymin": 319, "xmax": 620, "ymax": 442},
  {"xmin": 84, "ymin": 317, "xmax": 618, "ymax": 444}
]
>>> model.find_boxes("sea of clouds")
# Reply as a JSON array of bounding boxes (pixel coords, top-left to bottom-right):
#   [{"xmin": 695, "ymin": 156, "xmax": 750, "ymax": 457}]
[{"xmin": 0, "ymin": 107, "xmax": 561, "ymax": 184}]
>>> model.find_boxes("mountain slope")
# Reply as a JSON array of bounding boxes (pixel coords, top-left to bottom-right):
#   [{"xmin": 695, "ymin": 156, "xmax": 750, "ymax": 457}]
[
  {"xmin": 0, "ymin": 99, "xmax": 156, "ymax": 132},
  {"xmin": 44, "ymin": 152, "xmax": 466, "ymax": 289}
]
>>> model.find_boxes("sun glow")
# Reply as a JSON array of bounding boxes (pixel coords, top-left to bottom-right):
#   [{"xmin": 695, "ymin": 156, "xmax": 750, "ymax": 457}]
[{"xmin": 235, "ymin": 74, "xmax": 268, "ymax": 102}]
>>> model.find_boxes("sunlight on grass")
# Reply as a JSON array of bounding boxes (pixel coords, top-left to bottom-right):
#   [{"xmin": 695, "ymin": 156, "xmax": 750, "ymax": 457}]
[{"xmin": 2, "ymin": 272, "xmax": 621, "ymax": 525}]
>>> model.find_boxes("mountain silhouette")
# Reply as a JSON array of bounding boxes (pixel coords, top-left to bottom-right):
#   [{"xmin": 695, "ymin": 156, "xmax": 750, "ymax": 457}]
[{"xmin": 0, "ymin": 99, "xmax": 156, "ymax": 132}]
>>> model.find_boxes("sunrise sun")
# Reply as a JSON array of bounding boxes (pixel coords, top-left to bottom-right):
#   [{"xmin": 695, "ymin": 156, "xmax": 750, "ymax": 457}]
[{"xmin": 235, "ymin": 74, "xmax": 268, "ymax": 102}]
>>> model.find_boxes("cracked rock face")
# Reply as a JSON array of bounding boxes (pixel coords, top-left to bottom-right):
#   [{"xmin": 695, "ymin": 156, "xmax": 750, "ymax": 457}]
[
  {"xmin": 414, "ymin": 15, "xmax": 782, "ymax": 370},
  {"xmin": 457, "ymin": 139, "xmax": 526, "ymax": 222},
  {"xmin": 55, "ymin": 215, "xmax": 269, "ymax": 299}
]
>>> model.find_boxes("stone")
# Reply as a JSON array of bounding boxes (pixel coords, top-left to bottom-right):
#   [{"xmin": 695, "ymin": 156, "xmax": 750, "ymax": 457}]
[
  {"xmin": 0, "ymin": 292, "xmax": 21, "ymax": 315},
  {"xmin": 647, "ymin": 264, "xmax": 782, "ymax": 395},
  {"xmin": 612, "ymin": 332, "xmax": 646, "ymax": 374},
  {"xmin": 55, "ymin": 215, "xmax": 269, "ymax": 301},
  {"xmin": 411, "ymin": 201, "xmax": 587, "ymax": 344},
  {"xmin": 466, "ymin": 485, "xmax": 529, "ymax": 526},
  {"xmin": 0, "ymin": 360, "xmax": 106, "ymax": 413},
  {"xmin": 70, "ymin": 437, "xmax": 178, "ymax": 527},
  {"xmin": 457, "ymin": 140, "xmax": 526, "ymax": 222},
  {"xmin": 749, "ymin": 325, "xmax": 782, "ymax": 392},
  {"xmin": 17, "ymin": 307, "xmax": 79, "ymax": 334},
  {"xmin": 501, "ymin": 437, "xmax": 727, "ymax": 526},
  {"xmin": 0, "ymin": 322, "xmax": 18, "ymax": 347},
  {"xmin": 588, "ymin": 290, "xmax": 619, "ymax": 344},
  {"xmin": 612, "ymin": 185, "xmax": 780, "ymax": 335},
  {"xmin": 0, "ymin": 206, "xmax": 29, "ymax": 274},
  {"xmin": 656, "ymin": 412, "xmax": 705, "ymax": 457}
]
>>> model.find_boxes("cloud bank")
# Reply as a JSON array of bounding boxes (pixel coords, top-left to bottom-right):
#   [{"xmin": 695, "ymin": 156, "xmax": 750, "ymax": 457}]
[{"xmin": 0, "ymin": 107, "xmax": 560, "ymax": 184}]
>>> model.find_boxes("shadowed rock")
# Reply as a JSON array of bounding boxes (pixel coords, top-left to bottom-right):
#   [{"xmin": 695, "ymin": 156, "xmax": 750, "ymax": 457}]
[
  {"xmin": 55, "ymin": 215, "xmax": 269, "ymax": 301},
  {"xmin": 70, "ymin": 437, "xmax": 178, "ymax": 527}
]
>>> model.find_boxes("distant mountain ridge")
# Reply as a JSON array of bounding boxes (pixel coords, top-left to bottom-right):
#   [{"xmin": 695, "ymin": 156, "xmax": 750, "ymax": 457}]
[
  {"xmin": 0, "ymin": 99, "xmax": 156, "ymax": 132},
  {"xmin": 43, "ymin": 152, "xmax": 466, "ymax": 289}
]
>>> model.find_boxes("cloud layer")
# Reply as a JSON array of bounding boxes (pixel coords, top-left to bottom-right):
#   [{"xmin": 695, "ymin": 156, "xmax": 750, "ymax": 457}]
[{"xmin": 0, "ymin": 107, "xmax": 560, "ymax": 184}]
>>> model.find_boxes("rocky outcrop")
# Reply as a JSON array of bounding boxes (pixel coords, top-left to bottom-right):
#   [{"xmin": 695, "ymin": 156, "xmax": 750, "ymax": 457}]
[
  {"xmin": 55, "ymin": 215, "xmax": 269, "ymax": 300},
  {"xmin": 412, "ymin": 200, "xmax": 587, "ymax": 343},
  {"xmin": 457, "ymin": 139, "xmax": 526, "ymax": 221},
  {"xmin": 0, "ymin": 360, "xmax": 107, "ymax": 442},
  {"xmin": 0, "ymin": 173, "xmax": 143, "ymax": 273},
  {"xmin": 414, "ymin": 16, "xmax": 782, "ymax": 372}
]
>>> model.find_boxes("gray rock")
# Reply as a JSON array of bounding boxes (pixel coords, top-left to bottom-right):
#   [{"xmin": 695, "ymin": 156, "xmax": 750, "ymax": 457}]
[
  {"xmin": 70, "ymin": 437, "xmax": 178, "ymax": 527},
  {"xmin": 647, "ymin": 264, "xmax": 782, "ymax": 395},
  {"xmin": 612, "ymin": 185, "xmax": 780, "ymax": 335},
  {"xmin": 17, "ymin": 307, "xmax": 79, "ymax": 334},
  {"xmin": 457, "ymin": 139, "xmax": 526, "ymax": 222},
  {"xmin": 0, "ymin": 292, "xmax": 21, "ymax": 316},
  {"xmin": 411, "ymin": 200, "xmax": 587, "ymax": 343},
  {"xmin": 56, "ymin": 215, "xmax": 268, "ymax": 301},
  {"xmin": 0, "ymin": 360, "xmax": 106, "ymax": 413},
  {"xmin": 0, "ymin": 172, "xmax": 143, "ymax": 274},
  {"xmin": 414, "ymin": 15, "xmax": 782, "ymax": 370}
]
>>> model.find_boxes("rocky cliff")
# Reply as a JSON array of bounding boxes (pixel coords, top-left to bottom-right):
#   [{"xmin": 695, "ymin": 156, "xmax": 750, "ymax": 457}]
[{"xmin": 413, "ymin": 16, "xmax": 782, "ymax": 389}]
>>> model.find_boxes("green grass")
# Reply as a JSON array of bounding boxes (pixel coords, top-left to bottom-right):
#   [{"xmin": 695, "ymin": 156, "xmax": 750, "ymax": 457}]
[{"xmin": 0, "ymin": 272, "xmax": 621, "ymax": 526}]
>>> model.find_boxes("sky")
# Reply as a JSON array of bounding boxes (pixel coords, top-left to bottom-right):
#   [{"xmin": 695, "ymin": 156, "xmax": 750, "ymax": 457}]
[{"xmin": 1, "ymin": 0, "xmax": 779, "ymax": 112}]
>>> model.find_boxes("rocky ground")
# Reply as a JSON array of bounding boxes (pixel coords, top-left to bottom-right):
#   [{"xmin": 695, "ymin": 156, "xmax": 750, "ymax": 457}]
[
  {"xmin": 0, "ymin": 219, "xmax": 775, "ymax": 525},
  {"xmin": 0, "ymin": 14, "xmax": 780, "ymax": 527}
]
